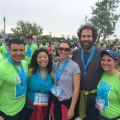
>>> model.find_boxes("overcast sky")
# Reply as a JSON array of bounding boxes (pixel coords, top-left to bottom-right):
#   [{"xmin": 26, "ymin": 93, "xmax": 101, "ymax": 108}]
[{"xmin": 0, "ymin": 0, "xmax": 120, "ymax": 38}]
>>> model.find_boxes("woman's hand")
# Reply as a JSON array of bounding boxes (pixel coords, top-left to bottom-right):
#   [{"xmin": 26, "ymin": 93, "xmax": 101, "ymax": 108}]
[
  {"xmin": 67, "ymin": 107, "xmax": 74, "ymax": 120},
  {"xmin": 0, "ymin": 116, "xmax": 4, "ymax": 120}
]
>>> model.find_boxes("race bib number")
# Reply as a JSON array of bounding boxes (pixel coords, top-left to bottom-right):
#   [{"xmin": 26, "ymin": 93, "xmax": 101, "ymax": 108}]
[
  {"xmin": 51, "ymin": 86, "xmax": 63, "ymax": 98},
  {"xmin": 96, "ymin": 98, "xmax": 105, "ymax": 112},
  {"xmin": 34, "ymin": 93, "xmax": 48, "ymax": 106}
]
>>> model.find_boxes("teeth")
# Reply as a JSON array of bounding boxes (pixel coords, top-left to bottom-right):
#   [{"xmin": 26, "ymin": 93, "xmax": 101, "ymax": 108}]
[{"xmin": 103, "ymin": 66, "xmax": 109, "ymax": 69}]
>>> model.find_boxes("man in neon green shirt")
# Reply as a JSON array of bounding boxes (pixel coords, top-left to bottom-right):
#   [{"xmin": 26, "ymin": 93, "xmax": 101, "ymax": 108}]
[
  {"xmin": 0, "ymin": 38, "xmax": 10, "ymax": 59},
  {"xmin": 39, "ymin": 40, "xmax": 48, "ymax": 49},
  {"xmin": 0, "ymin": 39, "xmax": 28, "ymax": 120},
  {"xmin": 25, "ymin": 35, "xmax": 37, "ymax": 64}
]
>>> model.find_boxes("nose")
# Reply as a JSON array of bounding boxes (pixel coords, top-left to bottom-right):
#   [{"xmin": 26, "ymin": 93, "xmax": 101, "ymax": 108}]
[
  {"xmin": 84, "ymin": 36, "xmax": 89, "ymax": 41},
  {"xmin": 17, "ymin": 50, "xmax": 23, "ymax": 55},
  {"xmin": 41, "ymin": 57, "xmax": 45, "ymax": 60}
]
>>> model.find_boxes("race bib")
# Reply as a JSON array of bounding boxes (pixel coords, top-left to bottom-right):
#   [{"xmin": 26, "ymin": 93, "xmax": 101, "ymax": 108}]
[
  {"xmin": 96, "ymin": 98, "xmax": 105, "ymax": 112},
  {"xmin": 51, "ymin": 86, "xmax": 63, "ymax": 98},
  {"xmin": 34, "ymin": 93, "xmax": 48, "ymax": 106}
]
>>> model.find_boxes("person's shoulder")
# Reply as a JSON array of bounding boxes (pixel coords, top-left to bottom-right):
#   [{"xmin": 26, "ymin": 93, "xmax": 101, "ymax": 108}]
[
  {"xmin": 22, "ymin": 59, "xmax": 28, "ymax": 66},
  {"xmin": 96, "ymin": 47, "xmax": 103, "ymax": 51},
  {"xmin": 0, "ymin": 45, "xmax": 5, "ymax": 49},
  {"xmin": 69, "ymin": 59, "xmax": 80, "ymax": 72},
  {"xmin": 72, "ymin": 48, "xmax": 81, "ymax": 56},
  {"xmin": 32, "ymin": 43, "xmax": 37, "ymax": 47},
  {"xmin": 0, "ymin": 59, "xmax": 10, "ymax": 71},
  {"xmin": 73, "ymin": 48, "xmax": 81, "ymax": 53},
  {"xmin": 22, "ymin": 60, "xmax": 29, "ymax": 71},
  {"xmin": 69, "ymin": 59, "xmax": 79, "ymax": 66},
  {"xmin": 95, "ymin": 47, "xmax": 103, "ymax": 54},
  {"xmin": 0, "ymin": 59, "xmax": 8, "ymax": 65},
  {"xmin": 25, "ymin": 44, "xmax": 28, "ymax": 47}
]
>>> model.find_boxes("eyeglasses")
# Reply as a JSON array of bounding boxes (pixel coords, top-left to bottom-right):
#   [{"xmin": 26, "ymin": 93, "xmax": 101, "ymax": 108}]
[{"xmin": 58, "ymin": 47, "xmax": 70, "ymax": 52}]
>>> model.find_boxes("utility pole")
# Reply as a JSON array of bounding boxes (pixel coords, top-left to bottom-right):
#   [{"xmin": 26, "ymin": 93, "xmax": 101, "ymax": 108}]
[{"xmin": 3, "ymin": 16, "xmax": 6, "ymax": 38}]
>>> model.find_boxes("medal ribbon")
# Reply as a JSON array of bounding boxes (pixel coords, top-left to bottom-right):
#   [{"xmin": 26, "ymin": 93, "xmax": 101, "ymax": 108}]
[
  {"xmin": 7, "ymin": 57, "xmax": 25, "ymax": 82},
  {"xmin": 55, "ymin": 59, "xmax": 69, "ymax": 82},
  {"xmin": 81, "ymin": 47, "xmax": 95, "ymax": 72},
  {"xmin": 37, "ymin": 68, "xmax": 48, "ymax": 90},
  {"xmin": 5, "ymin": 45, "xmax": 9, "ymax": 58},
  {"xmin": 26, "ymin": 45, "xmax": 32, "ymax": 57}
]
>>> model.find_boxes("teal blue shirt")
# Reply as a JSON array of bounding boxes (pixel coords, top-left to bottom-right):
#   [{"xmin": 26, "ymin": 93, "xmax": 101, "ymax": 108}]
[{"xmin": 27, "ymin": 70, "xmax": 53, "ymax": 103}]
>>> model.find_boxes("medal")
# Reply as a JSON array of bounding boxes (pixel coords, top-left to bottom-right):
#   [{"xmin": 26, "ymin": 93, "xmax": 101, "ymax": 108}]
[
  {"xmin": 96, "ymin": 98, "xmax": 105, "ymax": 112},
  {"xmin": 51, "ymin": 85, "xmax": 63, "ymax": 98},
  {"xmin": 55, "ymin": 80, "xmax": 58, "ymax": 86}
]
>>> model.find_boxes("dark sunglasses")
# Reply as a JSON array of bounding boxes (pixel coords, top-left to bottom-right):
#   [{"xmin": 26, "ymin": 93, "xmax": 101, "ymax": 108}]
[{"xmin": 58, "ymin": 47, "xmax": 70, "ymax": 52}]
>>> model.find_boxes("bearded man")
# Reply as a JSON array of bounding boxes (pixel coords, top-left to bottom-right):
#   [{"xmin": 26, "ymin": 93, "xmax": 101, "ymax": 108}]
[{"xmin": 72, "ymin": 24, "xmax": 103, "ymax": 120}]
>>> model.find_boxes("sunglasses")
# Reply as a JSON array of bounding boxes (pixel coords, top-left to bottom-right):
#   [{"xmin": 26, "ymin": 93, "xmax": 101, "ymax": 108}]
[{"xmin": 58, "ymin": 47, "xmax": 70, "ymax": 52}]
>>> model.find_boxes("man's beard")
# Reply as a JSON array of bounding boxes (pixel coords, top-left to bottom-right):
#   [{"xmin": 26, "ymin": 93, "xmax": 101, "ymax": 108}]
[{"xmin": 80, "ymin": 41, "xmax": 93, "ymax": 50}]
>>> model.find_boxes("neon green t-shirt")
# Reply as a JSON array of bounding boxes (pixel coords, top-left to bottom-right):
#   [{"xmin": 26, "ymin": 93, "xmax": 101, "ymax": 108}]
[
  {"xmin": 97, "ymin": 72, "xmax": 120, "ymax": 119},
  {"xmin": 0, "ymin": 59, "xmax": 28, "ymax": 116},
  {"xmin": 0, "ymin": 45, "xmax": 9, "ymax": 59},
  {"xmin": 39, "ymin": 44, "xmax": 48, "ymax": 49},
  {"xmin": 25, "ymin": 43, "xmax": 37, "ymax": 64}
]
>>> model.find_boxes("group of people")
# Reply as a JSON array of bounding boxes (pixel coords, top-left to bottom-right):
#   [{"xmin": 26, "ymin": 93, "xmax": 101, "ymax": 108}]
[{"xmin": 0, "ymin": 24, "xmax": 120, "ymax": 120}]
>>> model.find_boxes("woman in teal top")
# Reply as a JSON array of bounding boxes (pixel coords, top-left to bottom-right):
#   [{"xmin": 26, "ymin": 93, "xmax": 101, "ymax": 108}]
[
  {"xmin": 96, "ymin": 50, "xmax": 120, "ymax": 120},
  {"xmin": 26, "ymin": 48, "xmax": 53, "ymax": 120}
]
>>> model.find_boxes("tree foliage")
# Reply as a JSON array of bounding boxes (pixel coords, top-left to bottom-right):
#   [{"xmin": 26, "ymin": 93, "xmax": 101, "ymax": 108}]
[
  {"xmin": 11, "ymin": 20, "xmax": 43, "ymax": 38},
  {"xmin": 89, "ymin": 0, "xmax": 120, "ymax": 39}
]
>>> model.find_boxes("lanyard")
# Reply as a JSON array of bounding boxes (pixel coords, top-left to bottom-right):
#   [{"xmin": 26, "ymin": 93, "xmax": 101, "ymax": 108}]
[
  {"xmin": 55, "ymin": 59, "xmax": 69, "ymax": 82},
  {"xmin": 7, "ymin": 57, "xmax": 25, "ymax": 81},
  {"xmin": 5, "ymin": 45, "xmax": 9, "ymax": 53},
  {"xmin": 5, "ymin": 46, "xmax": 9, "ymax": 58},
  {"xmin": 26, "ymin": 44, "xmax": 32, "ymax": 57},
  {"xmin": 37, "ymin": 68, "xmax": 48, "ymax": 87},
  {"xmin": 81, "ymin": 47, "xmax": 95, "ymax": 72}
]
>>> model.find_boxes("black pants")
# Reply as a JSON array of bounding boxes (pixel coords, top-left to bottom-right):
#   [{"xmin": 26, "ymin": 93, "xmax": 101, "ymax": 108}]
[
  {"xmin": 51, "ymin": 95, "xmax": 75, "ymax": 120},
  {"xmin": 74, "ymin": 93, "xmax": 98, "ymax": 120},
  {"xmin": 0, "ymin": 105, "xmax": 28, "ymax": 120},
  {"xmin": 81, "ymin": 94, "xmax": 98, "ymax": 120}
]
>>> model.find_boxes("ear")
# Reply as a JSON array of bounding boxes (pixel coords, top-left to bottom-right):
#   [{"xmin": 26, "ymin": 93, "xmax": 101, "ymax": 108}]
[
  {"xmin": 115, "ymin": 60, "xmax": 119, "ymax": 66},
  {"xmin": 69, "ymin": 48, "xmax": 72, "ymax": 53},
  {"xmin": 69, "ymin": 48, "xmax": 73, "ymax": 58}
]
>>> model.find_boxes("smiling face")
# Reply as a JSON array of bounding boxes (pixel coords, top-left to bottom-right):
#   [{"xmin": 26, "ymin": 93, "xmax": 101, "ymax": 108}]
[
  {"xmin": 37, "ymin": 51, "xmax": 49, "ymax": 68},
  {"xmin": 80, "ymin": 29, "xmax": 93, "ymax": 50},
  {"xmin": 58, "ymin": 42, "xmax": 70, "ymax": 61},
  {"xmin": 9, "ymin": 43, "xmax": 25, "ymax": 65},
  {"xmin": 101, "ymin": 54, "xmax": 118, "ymax": 73}
]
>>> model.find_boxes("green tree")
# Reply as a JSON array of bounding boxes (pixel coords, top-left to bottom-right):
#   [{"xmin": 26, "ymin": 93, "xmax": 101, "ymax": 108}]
[
  {"xmin": 89, "ymin": 0, "xmax": 120, "ymax": 40},
  {"xmin": 71, "ymin": 35, "xmax": 78, "ymax": 41},
  {"xmin": 11, "ymin": 20, "xmax": 43, "ymax": 38}
]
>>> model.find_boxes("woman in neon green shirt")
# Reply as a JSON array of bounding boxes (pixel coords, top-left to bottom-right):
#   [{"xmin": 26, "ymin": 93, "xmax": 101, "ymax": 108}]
[{"xmin": 96, "ymin": 50, "xmax": 120, "ymax": 120}]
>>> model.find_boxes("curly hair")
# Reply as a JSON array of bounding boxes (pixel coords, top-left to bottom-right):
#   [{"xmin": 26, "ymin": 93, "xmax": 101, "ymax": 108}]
[
  {"xmin": 77, "ymin": 24, "xmax": 98, "ymax": 43},
  {"xmin": 29, "ymin": 48, "xmax": 53, "ymax": 76}
]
